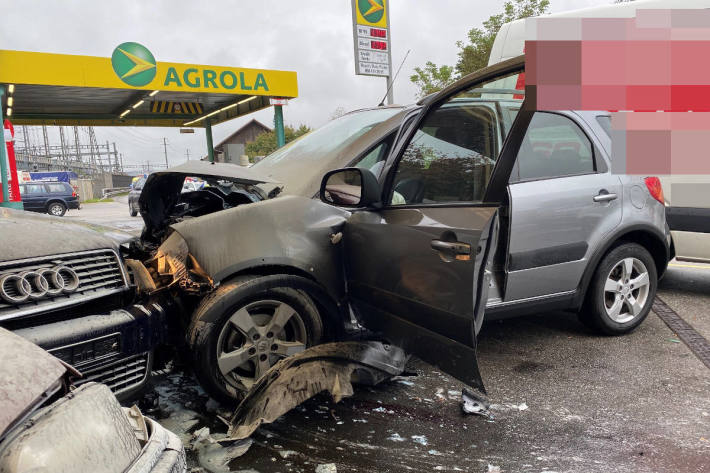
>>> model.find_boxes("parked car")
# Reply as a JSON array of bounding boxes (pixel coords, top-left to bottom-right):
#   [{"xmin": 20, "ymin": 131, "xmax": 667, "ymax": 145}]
[
  {"xmin": 18, "ymin": 181, "xmax": 80, "ymax": 216},
  {"xmin": 124, "ymin": 56, "xmax": 669, "ymax": 404},
  {"xmin": 487, "ymin": 0, "xmax": 708, "ymax": 263},
  {"xmin": 0, "ymin": 327, "xmax": 186, "ymax": 473},
  {"xmin": 129, "ymin": 176, "xmax": 146, "ymax": 217},
  {"xmin": 0, "ymin": 209, "xmax": 175, "ymax": 401}
]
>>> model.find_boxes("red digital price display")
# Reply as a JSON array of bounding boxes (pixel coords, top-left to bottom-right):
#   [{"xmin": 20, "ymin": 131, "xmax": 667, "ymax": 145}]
[
  {"xmin": 371, "ymin": 41, "xmax": 388, "ymax": 51},
  {"xmin": 370, "ymin": 28, "xmax": 387, "ymax": 38}
]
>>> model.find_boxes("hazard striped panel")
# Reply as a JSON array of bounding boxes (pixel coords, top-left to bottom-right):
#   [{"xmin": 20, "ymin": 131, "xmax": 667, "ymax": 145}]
[{"xmin": 150, "ymin": 101, "xmax": 203, "ymax": 115}]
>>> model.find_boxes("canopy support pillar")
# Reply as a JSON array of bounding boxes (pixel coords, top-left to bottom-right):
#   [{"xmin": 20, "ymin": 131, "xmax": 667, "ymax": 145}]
[
  {"xmin": 274, "ymin": 105, "xmax": 285, "ymax": 148},
  {"xmin": 0, "ymin": 86, "xmax": 20, "ymax": 209},
  {"xmin": 205, "ymin": 118, "xmax": 215, "ymax": 163}
]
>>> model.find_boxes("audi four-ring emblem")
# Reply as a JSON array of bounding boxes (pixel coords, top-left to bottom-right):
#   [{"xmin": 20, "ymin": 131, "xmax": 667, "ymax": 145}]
[{"xmin": 0, "ymin": 266, "xmax": 80, "ymax": 304}]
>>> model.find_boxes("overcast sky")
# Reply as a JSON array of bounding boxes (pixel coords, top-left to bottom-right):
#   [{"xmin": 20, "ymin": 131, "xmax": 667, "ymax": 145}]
[{"xmin": 2, "ymin": 0, "xmax": 607, "ymax": 169}]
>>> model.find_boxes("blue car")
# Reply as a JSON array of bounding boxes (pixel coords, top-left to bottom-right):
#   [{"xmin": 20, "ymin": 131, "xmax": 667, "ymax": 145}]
[{"xmin": 19, "ymin": 181, "xmax": 80, "ymax": 217}]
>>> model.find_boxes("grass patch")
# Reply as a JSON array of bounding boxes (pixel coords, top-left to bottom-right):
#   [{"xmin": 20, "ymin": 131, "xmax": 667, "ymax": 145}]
[{"xmin": 83, "ymin": 198, "xmax": 114, "ymax": 203}]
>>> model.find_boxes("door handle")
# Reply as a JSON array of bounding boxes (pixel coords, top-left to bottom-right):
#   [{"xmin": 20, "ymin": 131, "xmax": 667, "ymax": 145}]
[
  {"xmin": 431, "ymin": 239, "xmax": 471, "ymax": 255},
  {"xmin": 593, "ymin": 190, "xmax": 617, "ymax": 203}
]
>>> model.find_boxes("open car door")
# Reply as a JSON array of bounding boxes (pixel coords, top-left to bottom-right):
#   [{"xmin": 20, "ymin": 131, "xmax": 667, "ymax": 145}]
[{"xmin": 342, "ymin": 56, "xmax": 530, "ymax": 393}]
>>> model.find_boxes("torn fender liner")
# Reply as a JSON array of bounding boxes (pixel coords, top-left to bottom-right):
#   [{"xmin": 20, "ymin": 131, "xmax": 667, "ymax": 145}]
[{"xmin": 226, "ymin": 341, "xmax": 408, "ymax": 440}]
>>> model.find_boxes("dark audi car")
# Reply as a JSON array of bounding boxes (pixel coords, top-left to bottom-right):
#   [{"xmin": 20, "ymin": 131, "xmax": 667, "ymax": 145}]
[{"xmin": 19, "ymin": 181, "xmax": 80, "ymax": 217}]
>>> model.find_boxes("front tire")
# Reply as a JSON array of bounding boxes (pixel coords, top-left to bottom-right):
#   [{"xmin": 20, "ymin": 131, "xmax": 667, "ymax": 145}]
[
  {"xmin": 129, "ymin": 202, "xmax": 138, "ymax": 217},
  {"xmin": 187, "ymin": 275, "xmax": 324, "ymax": 403},
  {"xmin": 580, "ymin": 243, "xmax": 657, "ymax": 335},
  {"xmin": 47, "ymin": 202, "xmax": 67, "ymax": 217}
]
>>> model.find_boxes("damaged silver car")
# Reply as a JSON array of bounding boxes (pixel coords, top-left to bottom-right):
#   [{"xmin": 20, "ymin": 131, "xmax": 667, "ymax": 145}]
[
  {"xmin": 127, "ymin": 58, "xmax": 529, "ymax": 407},
  {"xmin": 0, "ymin": 327, "xmax": 186, "ymax": 473}
]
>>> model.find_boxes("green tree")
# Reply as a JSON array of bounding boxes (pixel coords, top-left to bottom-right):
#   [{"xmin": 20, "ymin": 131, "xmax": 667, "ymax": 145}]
[
  {"xmin": 409, "ymin": 62, "xmax": 455, "ymax": 98},
  {"xmin": 245, "ymin": 124, "xmax": 311, "ymax": 158},
  {"xmin": 410, "ymin": 0, "xmax": 550, "ymax": 98}
]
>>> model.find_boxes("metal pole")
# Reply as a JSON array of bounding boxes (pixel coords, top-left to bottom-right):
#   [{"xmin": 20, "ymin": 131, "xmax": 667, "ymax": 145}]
[
  {"xmin": 162, "ymin": 137, "xmax": 169, "ymax": 168},
  {"xmin": 205, "ymin": 119, "xmax": 215, "ymax": 163},
  {"xmin": 386, "ymin": 76, "xmax": 394, "ymax": 105},
  {"xmin": 0, "ymin": 86, "xmax": 10, "ymax": 205},
  {"xmin": 274, "ymin": 105, "xmax": 285, "ymax": 148}
]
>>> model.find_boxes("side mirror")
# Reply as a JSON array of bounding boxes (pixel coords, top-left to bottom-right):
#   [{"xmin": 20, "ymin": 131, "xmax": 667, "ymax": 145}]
[{"xmin": 319, "ymin": 167, "xmax": 381, "ymax": 208}]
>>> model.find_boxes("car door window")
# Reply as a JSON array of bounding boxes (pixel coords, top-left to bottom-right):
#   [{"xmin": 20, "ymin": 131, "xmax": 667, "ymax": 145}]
[
  {"xmin": 388, "ymin": 102, "xmax": 500, "ymax": 205},
  {"xmin": 353, "ymin": 133, "xmax": 395, "ymax": 177},
  {"xmin": 24, "ymin": 184, "xmax": 46, "ymax": 194},
  {"xmin": 517, "ymin": 112, "xmax": 596, "ymax": 182}
]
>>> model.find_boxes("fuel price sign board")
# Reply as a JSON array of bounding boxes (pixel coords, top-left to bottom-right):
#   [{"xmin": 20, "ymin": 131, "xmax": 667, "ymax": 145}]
[{"xmin": 351, "ymin": 0, "xmax": 392, "ymax": 77}]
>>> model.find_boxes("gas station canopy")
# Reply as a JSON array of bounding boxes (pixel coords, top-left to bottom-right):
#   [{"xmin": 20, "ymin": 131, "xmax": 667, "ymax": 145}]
[{"xmin": 0, "ymin": 46, "xmax": 298, "ymax": 128}]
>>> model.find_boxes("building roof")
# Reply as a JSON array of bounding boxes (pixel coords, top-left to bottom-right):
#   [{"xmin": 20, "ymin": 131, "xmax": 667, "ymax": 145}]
[{"xmin": 214, "ymin": 119, "xmax": 272, "ymax": 150}]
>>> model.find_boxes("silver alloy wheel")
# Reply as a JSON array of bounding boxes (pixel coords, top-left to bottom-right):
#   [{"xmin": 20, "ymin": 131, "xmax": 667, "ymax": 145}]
[
  {"xmin": 49, "ymin": 203, "xmax": 64, "ymax": 216},
  {"xmin": 603, "ymin": 257, "xmax": 651, "ymax": 324},
  {"xmin": 216, "ymin": 299, "xmax": 307, "ymax": 390}
]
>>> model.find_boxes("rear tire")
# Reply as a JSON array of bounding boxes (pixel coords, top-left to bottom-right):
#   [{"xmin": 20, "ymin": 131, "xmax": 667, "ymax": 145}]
[
  {"xmin": 187, "ymin": 275, "xmax": 324, "ymax": 403},
  {"xmin": 579, "ymin": 243, "xmax": 657, "ymax": 335},
  {"xmin": 129, "ymin": 203, "xmax": 138, "ymax": 217},
  {"xmin": 47, "ymin": 202, "xmax": 67, "ymax": 217}
]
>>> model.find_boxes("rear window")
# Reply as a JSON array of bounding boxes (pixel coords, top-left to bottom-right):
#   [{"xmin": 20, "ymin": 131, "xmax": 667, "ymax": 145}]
[{"xmin": 47, "ymin": 183, "xmax": 68, "ymax": 193}]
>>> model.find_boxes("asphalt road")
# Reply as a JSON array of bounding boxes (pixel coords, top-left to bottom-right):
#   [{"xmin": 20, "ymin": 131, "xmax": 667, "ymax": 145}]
[
  {"xmin": 64, "ymin": 194, "xmax": 143, "ymax": 235},
  {"xmin": 67, "ymin": 200, "xmax": 710, "ymax": 473}
]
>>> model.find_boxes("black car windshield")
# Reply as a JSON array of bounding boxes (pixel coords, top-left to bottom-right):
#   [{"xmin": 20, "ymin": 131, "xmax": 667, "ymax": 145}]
[{"xmin": 251, "ymin": 108, "xmax": 401, "ymax": 193}]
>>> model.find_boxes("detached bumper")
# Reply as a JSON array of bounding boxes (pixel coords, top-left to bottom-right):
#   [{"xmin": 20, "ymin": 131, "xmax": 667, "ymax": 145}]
[
  {"xmin": 127, "ymin": 417, "xmax": 187, "ymax": 473},
  {"xmin": 14, "ymin": 300, "xmax": 172, "ymax": 400}
]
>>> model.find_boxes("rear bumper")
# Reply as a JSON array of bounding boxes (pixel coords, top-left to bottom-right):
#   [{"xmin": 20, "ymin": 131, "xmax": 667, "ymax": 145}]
[
  {"xmin": 666, "ymin": 206, "xmax": 710, "ymax": 234},
  {"xmin": 13, "ymin": 300, "xmax": 171, "ymax": 400},
  {"xmin": 67, "ymin": 200, "xmax": 81, "ymax": 210}
]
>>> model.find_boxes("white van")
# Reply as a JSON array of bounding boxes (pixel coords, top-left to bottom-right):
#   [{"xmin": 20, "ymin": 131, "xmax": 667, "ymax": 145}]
[{"xmin": 488, "ymin": 0, "xmax": 710, "ymax": 263}]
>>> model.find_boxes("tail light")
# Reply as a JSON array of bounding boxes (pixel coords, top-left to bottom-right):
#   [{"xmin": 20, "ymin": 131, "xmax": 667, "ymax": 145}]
[
  {"xmin": 72, "ymin": 191, "xmax": 77, "ymax": 197},
  {"xmin": 644, "ymin": 177, "xmax": 665, "ymax": 204}
]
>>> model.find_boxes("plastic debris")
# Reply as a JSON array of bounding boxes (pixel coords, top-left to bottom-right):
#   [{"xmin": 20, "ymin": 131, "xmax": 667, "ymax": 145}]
[
  {"xmin": 461, "ymin": 388, "xmax": 492, "ymax": 419},
  {"xmin": 315, "ymin": 463, "xmax": 338, "ymax": 473}
]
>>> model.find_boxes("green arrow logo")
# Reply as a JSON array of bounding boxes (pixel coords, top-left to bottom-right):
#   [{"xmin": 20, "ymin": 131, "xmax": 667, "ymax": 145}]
[
  {"xmin": 358, "ymin": 0, "xmax": 385, "ymax": 23},
  {"xmin": 111, "ymin": 42, "xmax": 156, "ymax": 87}
]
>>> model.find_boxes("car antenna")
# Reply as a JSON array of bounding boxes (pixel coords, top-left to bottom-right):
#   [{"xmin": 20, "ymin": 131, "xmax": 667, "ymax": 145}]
[{"xmin": 378, "ymin": 49, "xmax": 411, "ymax": 107}]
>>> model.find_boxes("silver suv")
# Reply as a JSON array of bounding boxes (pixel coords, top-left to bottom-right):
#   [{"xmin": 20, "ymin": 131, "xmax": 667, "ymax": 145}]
[
  {"xmin": 247, "ymin": 100, "xmax": 670, "ymax": 335},
  {"xmin": 128, "ymin": 57, "xmax": 670, "ymax": 402}
]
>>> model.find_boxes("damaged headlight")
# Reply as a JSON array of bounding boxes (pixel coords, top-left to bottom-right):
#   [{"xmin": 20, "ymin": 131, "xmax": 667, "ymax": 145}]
[{"xmin": 125, "ymin": 231, "xmax": 213, "ymax": 295}]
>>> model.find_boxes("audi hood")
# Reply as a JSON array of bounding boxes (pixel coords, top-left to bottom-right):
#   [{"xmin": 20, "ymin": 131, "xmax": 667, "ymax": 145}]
[{"xmin": 0, "ymin": 208, "xmax": 133, "ymax": 261}]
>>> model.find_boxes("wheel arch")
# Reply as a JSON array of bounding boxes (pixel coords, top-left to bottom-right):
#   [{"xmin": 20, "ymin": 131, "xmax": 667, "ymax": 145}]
[
  {"xmin": 45, "ymin": 198, "xmax": 67, "ymax": 210},
  {"xmin": 575, "ymin": 225, "xmax": 669, "ymax": 309},
  {"xmin": 216, "ymin": 268, "xmax": 348, "ymax": 339}
]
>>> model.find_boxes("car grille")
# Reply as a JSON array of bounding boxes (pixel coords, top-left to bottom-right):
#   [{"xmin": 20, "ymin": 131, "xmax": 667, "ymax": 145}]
[
  {"xmin": 0, "ymin": 249, "xmax": 128, "ymax": 321},
  {"xmin": 75, "ymin": 353, "xmax": 151, "ymax": 396}
]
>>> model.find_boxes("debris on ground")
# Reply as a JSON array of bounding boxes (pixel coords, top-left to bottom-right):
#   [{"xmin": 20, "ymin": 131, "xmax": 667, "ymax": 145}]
[
  {"xmin": 197, "ymin": 438, "xmax": 253, "ymax": 473},
  {"xmin": 462, "ymin": 387, "xmax": 492, "ymax": 419},
  {"xmin": 487, "ymin": 464, "xmax": 502, "ymax": 472},
  {"xmin": 226, "ymin": 342, "xmax": 408, "ymax": 441},
  {"xmin": 315, "ymin": 463, "xmax": 338, "ymax": 473}
]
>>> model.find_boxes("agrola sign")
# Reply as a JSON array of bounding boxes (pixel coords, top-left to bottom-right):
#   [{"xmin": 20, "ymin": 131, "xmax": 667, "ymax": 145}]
[{"xmin": 111, "ymin": 42, "xmax": 270, "ymax": 92}]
